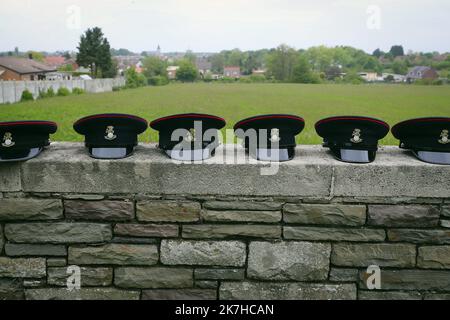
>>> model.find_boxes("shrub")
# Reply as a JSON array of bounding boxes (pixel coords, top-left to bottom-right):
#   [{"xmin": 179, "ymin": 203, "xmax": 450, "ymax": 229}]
[
  {"xmin": 220, "ymin": 77, "xmax": 235, "ymax": 83},
  {"xmin": 46, "ymin": 87, "xmax": 55, "ymax": 97},
  {"xmin": 239, "ymin": 77, "xmax": 252, "ymax": 83},
  {"xmin": 38, "ymin": 89, "xmax": 47, "ymax": 99},
  {"xmin": 57, "ymin": 87, "xmax": 71, "ymax": 96},
  {"xmin": 72, "ymin": 87, "xmax": 85, "ymax": 94},
  {"xmin": 125, "ymin": 68, "xmax": 147, "ymax": 88},
  {"xmin": 148, "ymin": 75, "xmax": 169, "ymax": 86},
  {"xmin": 20, "ymin": 89, "xmax": 34, "ymax": 102},
  {"xmin": 249, "ymin": 75, "xmax": 266, "ymax": 83},
  {"xmin": 112, "ymin": 86, "xmax": 123, "ymax": 91}
]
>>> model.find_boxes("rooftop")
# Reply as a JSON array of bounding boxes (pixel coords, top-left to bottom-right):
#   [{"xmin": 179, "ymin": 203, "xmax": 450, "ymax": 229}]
[{"xmin": 0, "ymin": 56, "xmax": 56, "ymax": 74}]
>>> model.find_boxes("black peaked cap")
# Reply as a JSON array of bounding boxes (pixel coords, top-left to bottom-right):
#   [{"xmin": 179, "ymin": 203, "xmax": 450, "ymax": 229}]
[
  {"xmin": 150, "ymin": 113, "xmax": 226, "ymax": 150},
  {"xmin": 234, "ymin": 114, "xmax": 305, "ymax": 148},
  {"xmin": 73, "ymin": 113, "xmax": 147, "ymax": 159},
  {"xmin": 0, "ymin": 120, "xmax": 57, "ymax": 162},
  {"xmin": 315, "ymin": 116, "xmax": 389, "ymax": 163}
]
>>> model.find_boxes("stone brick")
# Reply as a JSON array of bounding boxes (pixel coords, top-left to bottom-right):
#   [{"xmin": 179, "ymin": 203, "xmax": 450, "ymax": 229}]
[
  {"xmin": 0, "ymin": 163, "xmax": 21, "ymax": 192},
  {"xmin": 424, "ymin": 293, "xmax": 450, "ymax": 300},
  {"xmin": 387, "ymin": 229, "xmax": 450, "ymax": 244},
  {"xmin": 329, "ymin": 268, "xmax": 359, "ymax": 282},
  {"xmin": 201, "ymin": 210, "xmax": 281, "ymax": 223},
  {"xmin": 0, "ymin": 199, "xmax": 62, "ymax": 221},
  {"xmin": 0, "ymin": 225, "xmax": 4, "ymax": 254},
  {"xmin": 47, "ymin": 267, "xmax": 113, "ymax": 286},
  {"xmin": 69, "ymin": 244, "xmax": 158, "ymax": 265},
  {"xmin": 142, "ymin": 289, "xmax": 216, "ymax": 300},
  {"xmin": 111, "ymin": 237, "xmax": 159, "ymax": 244},
  {"xmin": 195, "ymin": 281, "xmax": 218, "ymax": 289},
  {"xmin": 359, "ymin": 269, "xmax": 450, "ymax": 290},
  {"xmin": 248, "ymin": 241, "xmax": 330, "ymax": 281},
  {"xmin": 220, "ymin": 282, "xmax": 357, "ymax": 300},
  {"xmin": 417, "ymin": 246, "xmax": 450, "ymax": 269},
  {"xmin": 182, "ymin": 224, "xmax": 281, "ymax": 239},
  {"xmin": 194, "ymin": 268, "xmax": 245, "ymax": 280},
  {"xmin": 284, "ymin": 227, "xmax": 385, "ymax": 242},
  {"xmin": 5, "ymin": 244, "xmax": 67, "ymax": 257},
  {"xmin": 358, "ymin": 291, "xmax": 422, "ymax": 300},
  {"xmin": 115, "ymin": 267, "xmax": 193, "ymax": 288},
  {"xmin": 442, "ymin": 206, "xmax": 450, "ymax": 218},
  {"xmin": 22, "ymin": 279, "xmax": 45, "ymax": 289},
  {"xmin": 283, "ymin": 204, "xmax": 366, "ymax": 226},
  {"xmin": 161, "ymin": 240, "xmax": 246, "ymax": 266},
  {"xmin": 64, "ymin": 200, "xmax": 134, "ymax": 221},
  {"xmin": 137, "ymin": 201, "xmax": 200, "ymax": 222},
  {"xmin": 25, "ymin": 288, "xmax": 139, "ymax": 300},
  {"xmin": 114, "ymin": 223, "xmax": 178, "ymax": 238},
  {"xmin": 331, "ymin": 243, "xmax": 416, "ymax": 267},
  {"xmin": 203, "ymin": 201, "xmax": 282, "ymax": 211},
  {"xmin": 63, "ymin": 194, "xmax": 105, "ymax": 200},
  {"xmin": 47, "ymin": 258, "xmax": 67, "ymax": 267},
  {"xmin": 441, "ymin": 220, "xmax": 450, "ymax": 228},
  {"xmin": 5, "ymin": 223, "xmax": 112, "ymax": 243},
  {"xmin": 368, "ymin": 205, "xmax": 439, "ymax": 227},
  {"xmin": 0, "ymin": 257, "xmax": 46, "ymax": 278},
  {"xmin": 0, "ymin": 278, "xmax": 23, "ymax": 300}
]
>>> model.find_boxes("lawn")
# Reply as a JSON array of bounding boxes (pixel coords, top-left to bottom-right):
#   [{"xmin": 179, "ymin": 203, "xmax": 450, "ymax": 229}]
[{"xmin": 1, "ymin": 83, "xmax": 449, "ymax": 145}]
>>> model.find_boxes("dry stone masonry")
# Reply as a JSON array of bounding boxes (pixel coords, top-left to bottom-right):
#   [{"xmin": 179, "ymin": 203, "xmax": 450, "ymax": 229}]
[{"xmin": 0, "ymin": 143, "xmax": 449, "ymax": 300}]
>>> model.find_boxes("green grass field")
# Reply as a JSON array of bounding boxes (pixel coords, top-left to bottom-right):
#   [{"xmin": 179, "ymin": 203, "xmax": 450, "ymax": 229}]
[{"xmin": 1, "ymin": 83, "xmax": 449, "ymax": 145}]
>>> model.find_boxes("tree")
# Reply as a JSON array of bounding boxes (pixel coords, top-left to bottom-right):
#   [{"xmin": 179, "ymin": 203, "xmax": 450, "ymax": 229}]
[
  {"xmin": 389, "ymin": 45, "xmax": 404, "ymax": 57},
  {"xmin": 101, "ymin": 57, "xmax": 118, "ymax": 78},
  {"xmin": 391, "ymin": 60, "xmax": 408, "ymax": 75},
  {"xmin": 27, "ymin": 51, "xmax": 44, "ymax": 62},
  {"xmin": 291, "ymin": 54, "xmax": 320, "ymax": 84},
  {"xmin": 176, "ymin": 60, "xmax": 198, "ymax": 82},
  {"xmin": 63, "ymin": 51, "xmax": 72, "ymax": 60},
  {"xmin": 76, "ymin": 27, "xmax": 113, "ymax": 78},
  {"xmin": 372, "ymin": 48, "xmax": 383, "ymax": 58},
  {"xmin": 266, "ymin": 44, "xmax": 298, "ymax": 81},
  {"xmin": 142, "ymin": 56, "xmax": 167, "ymax": 78},
  {"xmin": 125, "ymin": 68, "xmax": 147, "ymax": 88}
]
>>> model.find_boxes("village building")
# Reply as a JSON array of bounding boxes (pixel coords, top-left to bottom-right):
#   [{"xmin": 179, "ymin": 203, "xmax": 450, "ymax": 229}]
[
  {"xmin": 0, "ymin": 56, "xmax": 56, "ymax": 80},
  {"xmin": 406, "ymin": 66, "xmax": 439, "ymax": 82},
  {"xmin": 224, "ymin": 66, "xmax": 241, "ymax": 78}
]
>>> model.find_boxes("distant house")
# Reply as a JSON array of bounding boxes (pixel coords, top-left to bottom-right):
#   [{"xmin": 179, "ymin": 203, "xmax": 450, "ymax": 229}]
[
  {"xmin": 44, "ymin": 56, "xmax": 79, "ymax": 71},
  {"xmin": 45, "ymin": 72, "xmax": 73, "ymax": 80},
  {"xmin": 196, "ymin": 59, "xmax": 212, "ymax": 78},
  {"xmin": 224, "ymin": 66, "xmax": 241, "ymax": 78},
  {"xmin": 382, "ymin": 73, "xmax": 406, "ymax": 83},
  {"xmin": 406, "ymin": 66, "xmax": 438, "ymax": 82},
  {"xmin": 252, "ymin": 69, "xmax": 266, "ymax": 76},
  {"xmin": 43, "ymin": 56, "xmax": 66, "ymax": 68},
  {"xmin": 0, "ymin": 56, "xmax": 56, "ymax": 80},
  {"xmin": 167, "ymin": 66, "xmax": 180, "ymax": 79},
  {"xmin": 358, "ymin": 72, "xmax": 381, "ymax": 82}
]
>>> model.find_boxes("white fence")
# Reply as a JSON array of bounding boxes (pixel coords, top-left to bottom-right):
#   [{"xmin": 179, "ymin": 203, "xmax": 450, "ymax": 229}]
[{"xmin": 0, "ymin": 78, "xmax": 126, "ymax": 104}]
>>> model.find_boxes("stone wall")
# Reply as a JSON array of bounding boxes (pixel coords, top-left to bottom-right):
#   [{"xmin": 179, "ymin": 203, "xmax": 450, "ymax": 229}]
[
  {"xmin": 0, "ymin": 78, "xmax": 125, "ymax": 104},
  {"xmin": 0, "ymin": 143, "xmax": 449, "ymax": 300}
]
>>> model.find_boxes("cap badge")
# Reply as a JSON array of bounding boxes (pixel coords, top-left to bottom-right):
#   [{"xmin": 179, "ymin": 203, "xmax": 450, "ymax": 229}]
[
  {"xmin": 184, "ymin": 128, "xmax": 196, "ymax": 142},
  {"xmin": 438, "ymin": 129, "xmax": 449, "ymax": 145},
  {"xmin": 350, "ymin": 129, "xmax": 363, "ymax": 144},
  {"xmin": 269, "ymin": 128, "xmax": 281, "ymax": 143},
  {"xmin": 104, "ymin": 126, "xmax": 117, "ymax": 141},
  {"xmin": 2, "ymin": 132, "xmax": 15, "ymax": 148}
]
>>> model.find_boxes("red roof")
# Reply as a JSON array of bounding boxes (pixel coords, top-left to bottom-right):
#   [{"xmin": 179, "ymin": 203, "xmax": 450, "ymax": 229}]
[
  {"xmin": 44, "ymin": 56, "xmax": 67, "ymax": 67},
  {"xmin": 224, "ymin": 66, "xmax": 240, "ymax": 70}
]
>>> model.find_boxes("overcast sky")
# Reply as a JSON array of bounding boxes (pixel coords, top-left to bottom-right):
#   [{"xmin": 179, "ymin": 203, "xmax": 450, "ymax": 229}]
[{"xmin": 1, "ymin": 0, "xmax": 449, "ymax": 53}]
